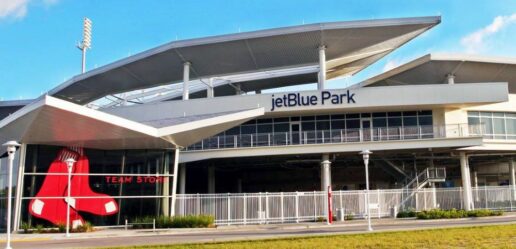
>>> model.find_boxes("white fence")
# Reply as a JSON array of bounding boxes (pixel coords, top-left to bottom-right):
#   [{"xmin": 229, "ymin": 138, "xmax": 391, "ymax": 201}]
[{"xmin": 174, "ymin": 186, "xmax": 516, "ymax": 225}]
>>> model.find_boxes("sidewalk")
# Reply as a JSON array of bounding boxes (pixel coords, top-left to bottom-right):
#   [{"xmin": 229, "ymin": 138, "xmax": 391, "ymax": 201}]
[{"xmin": 3, "ymin": 212, "xmax": 516, "ymax": 242}]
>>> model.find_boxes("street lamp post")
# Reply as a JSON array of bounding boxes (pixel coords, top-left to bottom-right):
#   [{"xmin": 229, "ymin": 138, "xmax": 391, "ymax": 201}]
[
  {"xmin": 360, "ymin": 150, "xmax": 373, "ymax": 231},
  {"xmin": 3, "ymin": 141, "xmax": 20, "ymax": 249},
  {"xmin": 64, "ymin": 158, "xmax": 76, "ymax": 237}
]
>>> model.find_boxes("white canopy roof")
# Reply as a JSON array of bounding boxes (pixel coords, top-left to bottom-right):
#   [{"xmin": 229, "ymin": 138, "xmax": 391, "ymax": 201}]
[
  {"xmin": 0, "ymin": 96, "xmax": 263, "ymax": 152},
  {"xmin": 359, "ymin": 53, "xmax": 516, "ymax": 93},
  {"xmin": 48, "ymin": 16, "xmax": 440, "ymax": 104}
]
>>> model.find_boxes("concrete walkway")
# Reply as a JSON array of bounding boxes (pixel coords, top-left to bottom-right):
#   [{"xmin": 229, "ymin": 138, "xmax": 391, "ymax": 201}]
[{"xmin": 3, "ymin": 213, "xmax": 516, "ymax": 249}]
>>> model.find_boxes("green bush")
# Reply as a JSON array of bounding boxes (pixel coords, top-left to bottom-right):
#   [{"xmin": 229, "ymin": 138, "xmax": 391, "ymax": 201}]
[
  {"xmin": 21, "ymin": 222, "xmax": 30, "ymax": 233},
  {"xmin": 131, "ymin": 215, "xmax": 215, "ymax": 229},
  {"xmin": 416, "ymin": 209, "xmax": 503, "ymax": 219},
  {"xmin": 74, "ymin": 222, "xmax": 94, "ymax": 232},
  {"xmin": 345, "ymin": 213, "xmax": 354, "ymax": 221},
  {"xmin": 396, "ymin": 209, "xmax": 417, "ymax": 218}
]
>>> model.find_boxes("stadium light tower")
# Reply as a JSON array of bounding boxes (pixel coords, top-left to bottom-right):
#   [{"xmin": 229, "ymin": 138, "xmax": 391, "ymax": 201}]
[{"xmin": 77, "ymin": 17, "xmax": 92, "ymax": 73}]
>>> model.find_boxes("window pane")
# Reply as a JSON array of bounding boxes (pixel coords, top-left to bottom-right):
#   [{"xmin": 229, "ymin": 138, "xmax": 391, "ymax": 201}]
[
  {"xmin": 346, "ymin": 113, "xmax": 360, "ymax": 119},
  {"xmin": 403, "ymin": 117, "xmax": 418, "ymax": 126},
  {"xmin": 302, "ymin": 121, "xmax": 315, "ymax": 131},
  {"xmin": 482, "ymin": 117, "xmax": 493, "ymax": 134},
  {"xmin": 372, "ymin": 112, "xmax": 387, "ymax": 117},
  {"xmin": 493, "ymin": 118, "xmax": 505, "ymax": 134},
  {"xmin": 419, "ymin": 116, "xmax": 433, "ymax": 126},
  {"xmin": 241, "ymin": 125, "xmax": 256, "ymax": 134},
  {"xmin": 373, "ymin": 118, "xmax": 387, "ymax": 127},
  {"xmin": 346, "ymin": 119, "xmax": 360, "ymax": 129},
  {"xmin": 316, "ymin": 121, "xmax": 330, "ymax": 130},
  {"xmin": 274, "ymin": 123, "xmax": 289, "ymax": 132},
  {"xmin": 331, "ymin": 120, "xmax": 345, "ymax": 129},
  {"xmin": 468, "ymin": 117, "xmax": 480, "ymax": 125},
  {"xmin": 388, "ymin": 117, "xmax": 402, "ymax": 127},
  {"xmin": 506, "ymin": 119, "xmax": 516, "ymax": 135},
  {"xmin": 257, "ymin": 124, "xmax": 272, "ymax": 133}
]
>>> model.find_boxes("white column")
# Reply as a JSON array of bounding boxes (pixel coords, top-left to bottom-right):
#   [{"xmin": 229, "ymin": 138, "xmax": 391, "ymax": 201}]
[
  {"xmin": 318, "ymin": 46, "xmax": 326, "ymax": 90},
  {"xmin": 207, "ymin": 78, "xmax": 214, "ymax": 98},
  {"xmin": 321, "ymin": 154, "xmax": 331, "ymax": 191},
  {"xmin": 510, "ymin": 159, "xmax": 516, "ymax": 200},
  {"xmin": 473, "ymin": 169, "xmax": 479, "ymax": 201},
  {"xmin": 321, "ymin": 154, "xmax": 331, "ymax": 225},
  {"xmin": 179, "ymin": 164, "xmax": 186, "ymax": 194},
  {"xmin": 446, "ymin": 74, "xmax": 455, "ymax": 84},
  {"xmin": 182, "ymin": 62, "xmax": 191, "ymax": 100},
  {"xmin": 237, "ymin": 178, "xmax": 243, "ymax": 193},
  {"xmin": 208, "ymin": 166, "xmax": 215, "ymax": 193},
  {"xmin": 460, "ymin": 152, "xmax": 473, "ymax": 211},
  {"xmin": 170, "ymin": 149, "xmax": 180, "ymax": 216}
]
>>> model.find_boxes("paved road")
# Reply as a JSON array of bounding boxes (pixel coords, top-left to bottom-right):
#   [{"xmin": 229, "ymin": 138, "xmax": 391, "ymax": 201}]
[{"xmin": 8, "ymin": 216, "xmax": 516, "ymax": 249}]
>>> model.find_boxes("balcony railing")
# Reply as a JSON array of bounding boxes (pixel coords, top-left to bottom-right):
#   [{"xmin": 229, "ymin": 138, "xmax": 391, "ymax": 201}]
[{"xmin": 185, "ymin": 124, "xmax": 484, "ymax": 151}]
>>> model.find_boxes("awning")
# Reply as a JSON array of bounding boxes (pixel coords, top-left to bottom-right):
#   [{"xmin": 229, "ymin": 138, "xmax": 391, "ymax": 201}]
[
  {"xmin": 48, "ymin": 16, "xmax": 440, "ymax": 104},
  {"xmin": 0, "ymin": 96, "xmax": 264, "ymax": 152},
  {"xmin": 359, "ymin": 53, "xmax": 516, "ymax": 93}
]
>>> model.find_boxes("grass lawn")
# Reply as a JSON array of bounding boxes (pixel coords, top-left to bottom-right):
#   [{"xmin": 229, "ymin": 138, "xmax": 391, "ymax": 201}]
[{"xmin": 104, "ymin": 224, "xmax": 516, "ymax": 249}]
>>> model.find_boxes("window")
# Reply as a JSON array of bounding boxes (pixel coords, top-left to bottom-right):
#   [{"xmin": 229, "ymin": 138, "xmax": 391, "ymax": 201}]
[{"xmin": 468, "ymin": 111, "xmax": 516, "ymax": 140}]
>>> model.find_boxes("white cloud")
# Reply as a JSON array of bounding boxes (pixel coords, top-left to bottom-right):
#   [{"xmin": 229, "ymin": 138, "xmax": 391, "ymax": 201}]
[
  {"xmin": 0, "ymin": 0, "xmax": 29, "ymax": 19},
  {"xmin": 382, "ymin": 59, "xmax": 400, "ymax": 72},
  {"xmin": 461, "ymin": 13, "xmax": 516, "ymax": 53},
  {"xmin": 0, "ymin": 0, "xmax": 58, "ymax": 20}
]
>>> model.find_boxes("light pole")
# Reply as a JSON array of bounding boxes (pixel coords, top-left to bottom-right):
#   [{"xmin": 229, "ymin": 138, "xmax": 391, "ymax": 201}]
[
  {"xmin": 3, "ymin": 141, "xmax": 20, "ymax": 249},
  {"xmin": 64, "ymin": 158, "xmax": 76, "ymax": 237},
  {"xmin": 77, "ymin": 17, "xmax": 92, "ymax": 73},
  {"xmin": 360, "ymin": 150, "xmax": 373, "ymax": 231}
]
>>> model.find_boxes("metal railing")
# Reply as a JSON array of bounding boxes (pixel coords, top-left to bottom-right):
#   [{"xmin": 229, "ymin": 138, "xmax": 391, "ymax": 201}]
[
  {"xmin": 174, "ymin": 185, "xmax": 516, "ymax": 225},
  {"xmin": 185, "ymin": 124, "xmax": 483, "ymax": 151}
]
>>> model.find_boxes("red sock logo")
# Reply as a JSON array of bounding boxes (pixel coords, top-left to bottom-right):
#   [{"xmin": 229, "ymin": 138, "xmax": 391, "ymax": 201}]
[
  {"xmin": 29, "ymin": 148, "xmax": 119, "ymax": 227},
  {"xmin": 67, "ymin": 156, "xmax": 119, "ymax": 215},
  {"xmin": 29, "ymin": 149, "xmax": 84, "ymax": 228}
]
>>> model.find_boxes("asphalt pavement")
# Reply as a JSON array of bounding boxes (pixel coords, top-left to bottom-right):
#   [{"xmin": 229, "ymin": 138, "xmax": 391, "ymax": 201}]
[{"xmin": 4, "ymin": 214, "xmax": 516, "ymax": 249}]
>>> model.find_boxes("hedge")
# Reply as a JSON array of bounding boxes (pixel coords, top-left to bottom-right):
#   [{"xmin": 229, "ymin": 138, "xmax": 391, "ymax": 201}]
[{"xmin": 131, "ymin": 215, "xmax": 215, "ymax": 229}]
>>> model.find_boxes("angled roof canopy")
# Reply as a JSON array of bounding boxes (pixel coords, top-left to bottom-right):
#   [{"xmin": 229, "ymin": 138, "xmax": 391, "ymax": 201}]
[
  {"xmin": 48, "ymin": 16, "xmax": 441, "ymax": 104},
  {"xmin": 0, "ymin": 96, "xmax": 263, "ymax": 153},
  {"xmin": 359, "ymin": 53, "xmax": 516, "ymax": 93}
]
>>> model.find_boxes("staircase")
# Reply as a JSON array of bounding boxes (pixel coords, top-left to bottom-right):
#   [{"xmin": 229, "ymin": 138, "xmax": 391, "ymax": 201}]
[{"xmin": 398, "ymin": 167, "xmax": 446, "ymax": 209}]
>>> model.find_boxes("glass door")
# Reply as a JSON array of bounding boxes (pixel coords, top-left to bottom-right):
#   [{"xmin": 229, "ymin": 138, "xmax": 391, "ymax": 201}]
[
  {"xmin": 290, "ymin": 122, "xmax": 302, "ymax": 145},
  {"xmin": 361, "ymin": 118, "xmax": 372, "ymax": 141}
]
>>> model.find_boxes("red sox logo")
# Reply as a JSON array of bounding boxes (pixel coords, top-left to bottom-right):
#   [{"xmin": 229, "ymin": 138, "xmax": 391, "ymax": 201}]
[{"xmin": 28, "ymin": 147, "xmax": 119, "ymax": 228}]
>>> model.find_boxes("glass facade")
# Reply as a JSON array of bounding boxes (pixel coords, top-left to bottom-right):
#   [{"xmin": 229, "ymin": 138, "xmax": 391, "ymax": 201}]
[
  {"xmin": 21, "ymin": 145, "xmax": 175, "ymax": 227},
  {"xmin": 468, "ymin": 111, "xmax": 516, "ymax": 140},
  {"xmin": 188, "ymin": 110, "xmax": 433, "ymax": 149}
]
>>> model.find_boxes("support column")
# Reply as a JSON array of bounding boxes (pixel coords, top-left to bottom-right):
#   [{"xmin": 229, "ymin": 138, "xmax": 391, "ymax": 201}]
[
  {"xmin": 460, "ymin": 152, "xmax": 474, "ymax": 211},
  {"xmin": 321, "ymin": 154, "xmax": 331, "ymax": 224},
  {"xmin": 182, "ymin": 62, "xmax": 191, "ymax": 100},
  {"xmin": 207, "ymin": 78, "xmax": 214, "ymax": 98},
  {"xmin": 179, "ymin": 164, "xmax": 186, "ymax": 194},
  {"xmin": 473, "ymin": 169, "xmax": 479, "ymax": 201},
  {"xmin": 318, "ymin": 46, "xmax": 326, "ymax": 90},
  {"xmin": 510, "ymin": 159, "xmax": 516, "ymax": 200},
  {"xmin": 237, "ymin": 178, "xmax": 243, "ymax": 193},
  {"xmin": 446, "ymin": 74, "xmax": 455, "ymax": 84},
  {"xmin": 170, "ymin": 149, "xmax": 180, "ymax": 216},
  {"xmin": 208, "ymin": 166, "xmax": 216, "ymax": 194}
]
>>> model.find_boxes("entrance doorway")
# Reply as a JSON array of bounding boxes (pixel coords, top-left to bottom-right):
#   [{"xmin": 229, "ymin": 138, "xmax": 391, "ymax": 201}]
[
  {"xmin": 361, "ymin": 118, "xmax": 372, "ymax": 141},
  {"xmin": 290, "ymin": 122, "xmax": 302, "ymax": 145}
]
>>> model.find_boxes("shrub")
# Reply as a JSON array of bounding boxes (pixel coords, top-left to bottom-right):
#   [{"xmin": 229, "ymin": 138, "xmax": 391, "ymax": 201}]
[
  {"xmin": 21, "ymin": 222, "xmax": 31, "ymax": 233},
  {"xmin": 345, "ymin": 213, "xmax": 354, "ymax": 221},
  {"xmin": 416, "ymin": 209, "xmax": 503, "ymax": 219},
  {"xmin": 35, "ymin": 224, "xmax": 44, "ymax": 233},
  {"xmin": 396, "ymin": 209, "xmax": 416, "ymax": 218},
  {"xmin": 74, "ymin": 222, "xmax": 94, "ymax": 233},
  {"xmin": 56, "ymin": 223, "xmax": 66, "ymax": 233},
  {"xmin": 131, "ymin": 215, "xmax": 215, "ymax": 229}
]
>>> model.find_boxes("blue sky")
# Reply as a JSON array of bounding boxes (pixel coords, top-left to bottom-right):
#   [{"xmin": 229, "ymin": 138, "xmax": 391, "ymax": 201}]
[{"xmin": 0, "ymin": 0, "xmax": 515, "ymax": 101}]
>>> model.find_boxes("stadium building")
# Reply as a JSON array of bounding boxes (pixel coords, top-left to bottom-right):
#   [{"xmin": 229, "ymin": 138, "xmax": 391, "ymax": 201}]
[{"xmin": 1, "ymin": 16, "xmax": 516, "ymax": 229}]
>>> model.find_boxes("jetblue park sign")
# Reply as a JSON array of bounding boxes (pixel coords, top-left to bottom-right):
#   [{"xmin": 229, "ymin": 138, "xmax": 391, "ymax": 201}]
[{"xmin": 270, "ymin": 90, "xmax": 356, "ymax": 111}]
